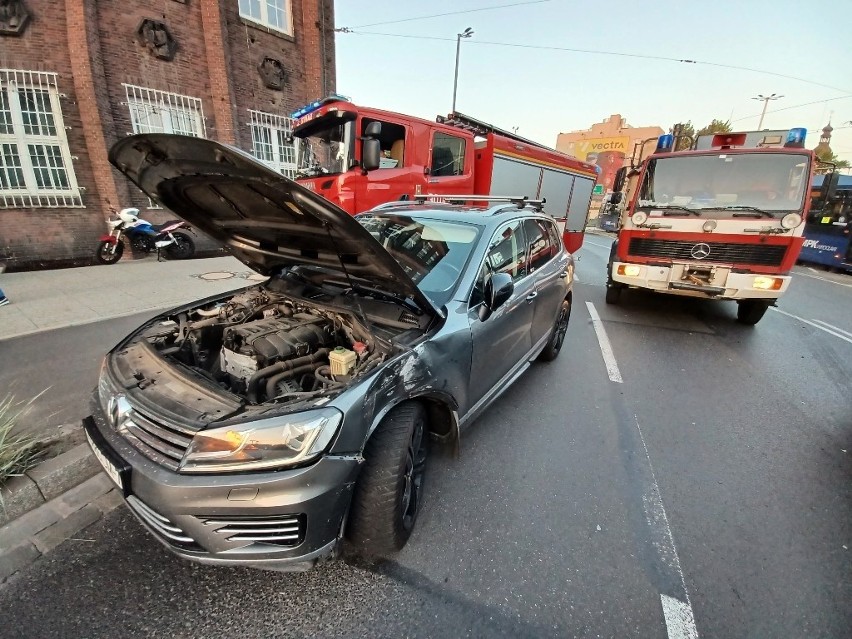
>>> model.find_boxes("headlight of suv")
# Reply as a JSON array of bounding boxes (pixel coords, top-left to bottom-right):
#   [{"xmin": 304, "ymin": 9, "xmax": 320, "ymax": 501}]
[
  {"xmin": 97, "ymin": 357, "xmax": 115, "ymax": 412},
  {"xmin": 179, "ymin": 408, "xmax": 343, "ymax": 473}
]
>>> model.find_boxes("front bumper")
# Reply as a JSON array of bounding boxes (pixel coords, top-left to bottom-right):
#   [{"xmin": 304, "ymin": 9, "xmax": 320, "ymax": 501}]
[
  {"xmin": 84, "ymin": 401, "xmax": 362, "ymax": 570},
  {"xmin": 611, "ymin": 261, "xmax": 790, "ymax": 300}
]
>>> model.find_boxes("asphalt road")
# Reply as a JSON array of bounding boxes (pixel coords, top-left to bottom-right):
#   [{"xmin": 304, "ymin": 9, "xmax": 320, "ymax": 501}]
[{"xmin": 1, "ymin": 237, "xmax": 850, "ymax": 638}]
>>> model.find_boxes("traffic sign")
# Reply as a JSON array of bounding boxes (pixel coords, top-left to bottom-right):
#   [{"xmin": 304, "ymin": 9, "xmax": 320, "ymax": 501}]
[{"xmin": 593, "ymin": 184, "xmax": 605, "ymax": 195}]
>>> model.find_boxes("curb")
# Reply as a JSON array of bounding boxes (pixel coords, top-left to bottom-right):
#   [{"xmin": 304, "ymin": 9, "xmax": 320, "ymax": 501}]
[{"xmin": 0, "ymin": 423, "xmax": 121, "ymax": 584}]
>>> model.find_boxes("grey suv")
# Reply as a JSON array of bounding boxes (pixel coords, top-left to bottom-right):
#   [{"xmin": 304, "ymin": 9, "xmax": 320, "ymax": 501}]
[{"xmin": 84, "ymin": 134, "xmax": 575, "ymax": 570}]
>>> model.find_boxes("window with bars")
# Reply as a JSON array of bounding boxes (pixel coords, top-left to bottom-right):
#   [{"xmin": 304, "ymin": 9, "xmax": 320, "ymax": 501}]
[
  {"xmin": 123, "ymin": 84, "xmax": 206, "ymax": 137},
  {"xmin": 248, "ymin": 110, "xmax": 297, "ymax": 178},
  {"xmin": 238, "ymin": 0, "xmax": 292, "ymax": 35},
  {"xmin": 0, "ymin": 69, "xmax": 82, "ymax": 208}
]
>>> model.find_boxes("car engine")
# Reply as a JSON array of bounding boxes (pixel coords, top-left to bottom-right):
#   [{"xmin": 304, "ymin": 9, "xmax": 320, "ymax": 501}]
[{"xmin": 144, "ymin": 289, "xmax": 383, "ymax": 405}]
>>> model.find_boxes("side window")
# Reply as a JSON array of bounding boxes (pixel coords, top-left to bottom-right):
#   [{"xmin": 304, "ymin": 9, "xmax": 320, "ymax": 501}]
[
  {"xmin": 431, "ymin": 133, "xmax": 466, "ymax": 177},
  {"xmin": 361, "ymin": 118, "xmax": 406, "ymax": 169},
  {"xmin": 470, "ymin": 220, "xmax": 527, "ymax": 306},
  {"xmin": 546, "ymin": 221, "xmax": 563, "ymax": 253},
  {"xmin": 523, "ymin": 218, "xmax": 558, "ymax": 273}
]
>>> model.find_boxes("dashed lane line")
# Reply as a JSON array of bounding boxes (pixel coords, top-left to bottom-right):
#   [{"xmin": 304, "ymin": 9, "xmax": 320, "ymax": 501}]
[
  {"xmin": 794, "ymin": 269, "xmax": 852, "ymax": 289},
  {"xmin": 585, "ymin": 301, "xmax": 623, "ymax": 383},
  {"xmin": 811, "ymin": 319, "xmax": 852, "ymax": 340},
  {"xmin": 770, "ymin": 307, "xmax": 852, "ymax": 345}
]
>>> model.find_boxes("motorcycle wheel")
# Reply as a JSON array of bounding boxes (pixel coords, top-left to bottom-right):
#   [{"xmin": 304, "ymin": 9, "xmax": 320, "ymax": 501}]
[
  {"xmin": 165, "ymin": 232, "xmax": 195, "ymax": 260},
  {"xmin": 96, "ymin": 240, "xmax": 124, "ymax": 265}
]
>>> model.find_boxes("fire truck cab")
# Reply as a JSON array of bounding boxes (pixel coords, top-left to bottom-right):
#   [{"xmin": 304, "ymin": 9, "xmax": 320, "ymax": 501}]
[
  {"xmin": 606, "ymin": 128, "xmax": 817, "ymax": 324},
  {"xmin": 290, "ymin": 97, "xmax": 598, "ymax": 252}
]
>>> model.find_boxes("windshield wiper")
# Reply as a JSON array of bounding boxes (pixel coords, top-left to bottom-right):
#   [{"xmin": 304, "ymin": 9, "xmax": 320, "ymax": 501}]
[
  {"xmin": 719, "ymin": 206, "xmax": 775, "ymax": 218},
  {"xmin": 641, "ymin": 204, "xmax": 701, "ymax": 216},
  {"xmin": 346, "ymin": 283, "xmax": 424, "ymax": 315}
]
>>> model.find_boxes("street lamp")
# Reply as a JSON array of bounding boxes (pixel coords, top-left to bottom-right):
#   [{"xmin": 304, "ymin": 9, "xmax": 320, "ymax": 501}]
[
  {"xmin": 452, "ymin": 27, "xmax": 474, "ymax": 113},
  {"xmin": 751, "ymin": 93, "xmax": 784, "ymax": 130}
]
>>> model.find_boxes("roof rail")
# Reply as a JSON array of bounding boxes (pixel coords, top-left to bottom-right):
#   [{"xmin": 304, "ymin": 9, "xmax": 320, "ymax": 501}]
[
  {"xmin": 413, "ymin": 194, "xmax": 546, "ymax": 210},
  {"xmin": 436, "ymin": 111, "xmax": 558, "ymax": 151}
]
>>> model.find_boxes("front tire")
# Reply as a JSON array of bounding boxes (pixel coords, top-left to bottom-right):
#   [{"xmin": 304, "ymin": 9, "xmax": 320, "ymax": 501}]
[
  {"xmin": 736, "ymin": 300, "xmax": 770, "ymax": 325},
  {"xmin": 95, "ymin": 240, "xmax": 123, "ymax": 264},
  {"xmin": 164, "ymin": 232, "xmax": 195, "ymax": 260},
  {"xmin": 346, "ymin": 402, "xmax": 428, "ymax": 558},
  {"xmin": 538, "ymin": 298, "xmax": 572, "ymax": 361},
  {"xmin": 605, "ymin": 284, "xmax": 622, "ymax": 304}
]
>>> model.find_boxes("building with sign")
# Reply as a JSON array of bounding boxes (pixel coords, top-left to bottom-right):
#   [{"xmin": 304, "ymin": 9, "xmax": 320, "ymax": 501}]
[
  {"xmin": 0, "ymin": 1, "xmax": 335, "ymax": 269},
  {"xmin": 556, "ymin": 115, "xmax": 664, "ymax": 194}
]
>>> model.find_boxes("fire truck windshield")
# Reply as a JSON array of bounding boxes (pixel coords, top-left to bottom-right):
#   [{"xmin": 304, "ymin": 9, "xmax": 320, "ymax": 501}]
[
  {"xmin": 294, "ymin": 118, "xmax": 354, "ymax": 178},
  {"xmin": 637, "ymin": 152, "xmax": 810, "ymax": 217}
]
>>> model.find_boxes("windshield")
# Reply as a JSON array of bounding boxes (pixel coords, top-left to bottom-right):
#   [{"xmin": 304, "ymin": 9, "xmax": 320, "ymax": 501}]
[
  {"xmin": 357, "ymin": 214, "xmax": 481, "ymax": 307},
  {"xmin": 638, "ymin": 152, "xmax": 810, "ymax": 216},
  {"xmin": 294, "ymin": 119, "xmax": 354, "ymax": 178}
]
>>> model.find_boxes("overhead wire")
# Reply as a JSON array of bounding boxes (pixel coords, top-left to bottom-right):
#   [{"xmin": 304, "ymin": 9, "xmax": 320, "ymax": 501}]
[{"xmin": 347, "ymin": 0, "xmax": 553, "ymax": 29}]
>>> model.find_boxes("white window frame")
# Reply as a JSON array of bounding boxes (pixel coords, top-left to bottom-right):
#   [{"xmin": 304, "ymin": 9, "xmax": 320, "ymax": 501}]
[
  {"xmin": 248, "ymin": 110, "xmax": 297, "ymax": 178},
  {"xmin": 123, "ymin": 84, "xmax": 206, "ymax": 208},
  {"xmin": 238, "ymin": 0, "xmax": 294, "ymax": 36},
  {"xmin": 0, "ymin": 69, "xmax": 83, "ymax": 209}
]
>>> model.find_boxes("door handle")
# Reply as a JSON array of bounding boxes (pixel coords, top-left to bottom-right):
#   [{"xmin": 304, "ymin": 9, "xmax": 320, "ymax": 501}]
[{"xmin": 526, "ymin": 291, "xmax": 538, "ymax": 302}]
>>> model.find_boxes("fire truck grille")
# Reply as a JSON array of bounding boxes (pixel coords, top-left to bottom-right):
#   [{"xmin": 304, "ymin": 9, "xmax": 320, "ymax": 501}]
[{"xmin": 627, "ymin": 238, "xmax": 787, "ymax": 267}]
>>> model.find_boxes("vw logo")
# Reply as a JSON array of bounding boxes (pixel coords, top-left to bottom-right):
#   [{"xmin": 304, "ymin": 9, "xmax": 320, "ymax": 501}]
[
  {"xmin": 690, "ymin": 243, "xmax": 711, "ymax": 260},
  {"xmin": 108, "ymin": 395, "xmax": 131, "ymax": 429}
]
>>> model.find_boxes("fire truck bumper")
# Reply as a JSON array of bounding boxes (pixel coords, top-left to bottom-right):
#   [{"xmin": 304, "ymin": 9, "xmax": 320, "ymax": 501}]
[{"xmin": 611, "ymin": 262, "xmax": 791, "ymax": 300}]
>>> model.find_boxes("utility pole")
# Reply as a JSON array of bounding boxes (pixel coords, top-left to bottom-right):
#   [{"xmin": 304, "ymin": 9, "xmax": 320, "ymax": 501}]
[
  {"xmin": 752, "ymin": 93, "xmax": 783, "ymax": 130},
  {"xmin": 452, "ymin": 27, "xmax": 474, "ymax": 114}
]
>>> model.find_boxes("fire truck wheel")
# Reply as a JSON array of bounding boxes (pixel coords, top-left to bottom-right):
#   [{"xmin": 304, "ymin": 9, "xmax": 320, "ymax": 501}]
[
  {"xmin": 605, "ymin": 285, "xmax": 622, "ymax": 305},
  {"xmin": 736, "ymin": 300, "xmax": 770, "ymax": 325}
]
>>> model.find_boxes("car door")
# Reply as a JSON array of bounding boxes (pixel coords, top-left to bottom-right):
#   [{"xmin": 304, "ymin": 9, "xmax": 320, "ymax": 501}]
[
  {"xmin": 467, "ymin": 219, "xmax": 536, "ymax": 410},
  {"xmin": 523, "ymin": 217, "xmax": 569, "ymax": 346}
]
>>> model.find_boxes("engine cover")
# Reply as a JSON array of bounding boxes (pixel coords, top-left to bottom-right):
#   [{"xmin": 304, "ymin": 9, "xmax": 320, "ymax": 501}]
[{"xmin": 222, "ymin": 316, "xmax": 334, "ymax": 370}]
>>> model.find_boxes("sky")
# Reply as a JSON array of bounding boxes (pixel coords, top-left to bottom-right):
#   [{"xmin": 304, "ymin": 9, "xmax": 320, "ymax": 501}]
[{"xmin": 333, "ymin": 0, "xmax": 852, "ymax": 167}]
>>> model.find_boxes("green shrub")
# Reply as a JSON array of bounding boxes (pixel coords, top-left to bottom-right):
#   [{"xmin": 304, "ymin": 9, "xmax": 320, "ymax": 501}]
[{"xmin": 0, "ymin": 395, "xmax": 44, "ymax": 488}]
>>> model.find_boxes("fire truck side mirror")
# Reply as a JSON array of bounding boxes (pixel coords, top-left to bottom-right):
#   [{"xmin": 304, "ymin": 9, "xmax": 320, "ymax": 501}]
[
  {"xmin": 362, "ymin": 138, "xmax": 381, "ymax": 172},
  {"xmin": 364, "ymin": 121, "xmax": 382, "ymax": 137},
  {"xmin": 820, "ymin": 171, "xmax": 839, "ymax": 204},
  {"xmin": 612, "ymin": 167, "xmax": 628, "ymax": 193},
  {"xmin": 609, "ymin": 192, "xmax": 623, "ymax": 205}
]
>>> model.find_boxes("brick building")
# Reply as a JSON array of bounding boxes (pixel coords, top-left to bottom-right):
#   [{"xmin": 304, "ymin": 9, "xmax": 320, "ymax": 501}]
[{"xmin": 0, "ymin": 0, "xmax": 335, "ymax": 270}]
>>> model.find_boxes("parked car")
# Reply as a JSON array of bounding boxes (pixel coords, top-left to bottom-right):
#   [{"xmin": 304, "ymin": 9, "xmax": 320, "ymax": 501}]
[{"xmin": 83, "ymin": 134, "xmax": 575, "ymax": 570}]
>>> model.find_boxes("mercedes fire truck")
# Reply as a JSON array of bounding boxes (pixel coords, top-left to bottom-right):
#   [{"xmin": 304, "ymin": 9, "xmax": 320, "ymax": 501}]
[
  {"xmin": 605, "ymin": 128, "xmax": 825, "ymax": 324},
  {"xmin": 289, "ymin": 96, "xmax": 598, "ymax": 252}
]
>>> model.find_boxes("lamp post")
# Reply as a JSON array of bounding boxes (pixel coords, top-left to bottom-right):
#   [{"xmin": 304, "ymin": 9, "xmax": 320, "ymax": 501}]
[
  {"xmin": 751, "ymin": 93, "xmax": 784, "ymax": 130},
  {"xmin": 452, "ymin": 27, "xmax": 474, "ymax": 114}
]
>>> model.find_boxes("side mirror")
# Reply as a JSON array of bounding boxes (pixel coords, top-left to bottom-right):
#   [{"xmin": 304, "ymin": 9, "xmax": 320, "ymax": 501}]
[
  {"xmin": 820, "ymin": 171, "xmax": 839, "ymax": 203},
  {"xmin": 610, "ymin": 191, "xmax": 623, "ymax": 205},
  {"xmin": 364, "ymin": 121, "xmax": 382, "ymax": 138},
  {"xmin": 479, "ymin": 272, "xmax": 514, "ymax": 320},
  {"xmin": 612, "ymin": 166, "xmax": 628, "ymax": 193},
  {"xmin": 362, "ymin": 138, "xmax": 381, "ymax": 172}
]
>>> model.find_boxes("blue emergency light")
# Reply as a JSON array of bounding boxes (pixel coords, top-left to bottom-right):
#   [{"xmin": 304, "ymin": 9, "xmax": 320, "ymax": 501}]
[
  {"xmin": 290, "ymin": 93, "xmax": 351, "ymax": 120},
  {"xmin": 784, "ymin": 127, "xmax": 807, "ymax": 148},
  {"xmin": 656, "ymin": 134, "xmax": 675, "ymax": 153}
]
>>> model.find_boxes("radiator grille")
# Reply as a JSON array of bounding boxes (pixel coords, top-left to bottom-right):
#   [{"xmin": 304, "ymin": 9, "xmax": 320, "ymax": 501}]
[
  {"xmin": 123, "ymin": 411, "xmax": 198, "ymax": 471},
  {"xmin": 627, "ymin": 238, "xmax": 787, "ymax": 266}
]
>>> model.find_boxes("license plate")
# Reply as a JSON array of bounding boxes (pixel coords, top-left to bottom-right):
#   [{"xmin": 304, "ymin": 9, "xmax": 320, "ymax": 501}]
[{"xmin": 85, "ymin": 428, "xmax": 126, "ymax": 492}]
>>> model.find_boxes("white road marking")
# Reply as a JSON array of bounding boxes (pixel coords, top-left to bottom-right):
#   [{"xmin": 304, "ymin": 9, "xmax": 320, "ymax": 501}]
[
  {"xmin": 811, "ymin": 319, "xmax": 852, "ymax": 340},
  {"xmin": 661, "ymin": 594, "xmax": 699, "ymax": 639},
  {"xmin": 583, "ymin": 239, "xmax": 611, "ymax": 249},
  {"xmin": 770, "ymin": 308, "xmax": 852, "ymax": 345},
  {"xmin": 585, "ymin": 301, "xmax": 623, "ymax": 383},
  {"xmin": 794, "ymin": 269, "xmax": 852, "ymax": 289},
  {"xmin": 807, "ymin": 266, "xmax": 818, "ymax": 273},
  {"xmin": 634, "ymin": 415, "xmax": 699, "ymax": 639}
]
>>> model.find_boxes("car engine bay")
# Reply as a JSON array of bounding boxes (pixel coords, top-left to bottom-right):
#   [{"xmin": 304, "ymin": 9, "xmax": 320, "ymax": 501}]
[{"xmin": 140, "ymin": 288, "xmax": 391, "ymax": 406}]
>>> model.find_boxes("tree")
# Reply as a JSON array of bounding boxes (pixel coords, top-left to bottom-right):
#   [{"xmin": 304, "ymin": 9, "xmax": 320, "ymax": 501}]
[
  {"xmin": 696, "ymin": 119, "xmax": 732, "ymax": 136},
  {"xmin": 814, "ymin": 148, "xmax": 850, "ymax": 174}
]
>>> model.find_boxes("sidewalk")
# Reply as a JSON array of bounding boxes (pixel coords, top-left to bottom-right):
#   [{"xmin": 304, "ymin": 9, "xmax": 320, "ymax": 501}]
[{"xmin": 0, "ymin": 255, "xmax": 266, "ymax": 342}]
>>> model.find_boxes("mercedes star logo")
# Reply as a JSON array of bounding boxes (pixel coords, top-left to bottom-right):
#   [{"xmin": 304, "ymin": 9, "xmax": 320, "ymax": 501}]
[{"xmin": 690, "ymin": 243, "xmax": 711, "ymax": 260}]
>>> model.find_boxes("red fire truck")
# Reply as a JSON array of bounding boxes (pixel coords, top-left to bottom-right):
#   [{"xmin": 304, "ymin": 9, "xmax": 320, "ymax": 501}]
[
  {"xmin": 290, "ymin": 97, "xmax": 598, "ymax": 252},
  {"xmin": 605, "ymin": 128, "xmax": 824, "ymax": 324}
]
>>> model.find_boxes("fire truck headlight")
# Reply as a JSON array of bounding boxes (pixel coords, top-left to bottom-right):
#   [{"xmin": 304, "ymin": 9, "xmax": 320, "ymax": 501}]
[
  {"xmin": 702, "ymin": 220, "xmax": 718, "ymax": 232},
  {"xmin": 631, "ymin": 211, "xmax": 648, "ymax": 226},
  {"xmin": 753, "ymin": 276, "xmax": 783, "ymax": 290},
  {"xmin": 781, "ymin": 213, "xmax": 802, "ymax": 229},
  {"xmin": 617, "ymin": 264, "xmax": 643, "ymax": 277}
]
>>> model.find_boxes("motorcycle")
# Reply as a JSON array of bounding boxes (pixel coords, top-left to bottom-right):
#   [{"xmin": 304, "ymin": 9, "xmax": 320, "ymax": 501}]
[{"xmin": 96, "ymin": 207, "xmax": 196, "ymax": 265}]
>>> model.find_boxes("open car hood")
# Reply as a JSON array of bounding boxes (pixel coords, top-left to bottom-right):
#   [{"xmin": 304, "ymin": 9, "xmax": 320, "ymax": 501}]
[{"xmin": 109, "ymin": 134, "xmax": 438, "ymax": 319}]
